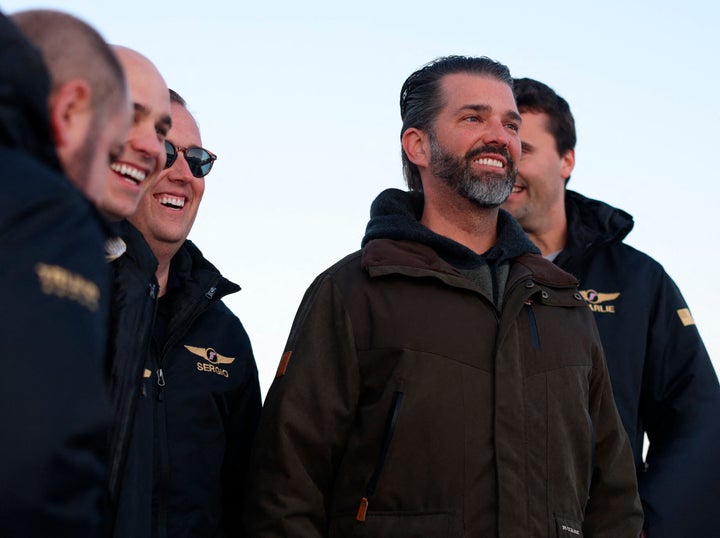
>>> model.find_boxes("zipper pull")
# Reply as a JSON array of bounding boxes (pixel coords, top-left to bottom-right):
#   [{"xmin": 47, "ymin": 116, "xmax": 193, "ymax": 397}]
[
  {"xmin": 157, "ymin": 368, "xmax": 166, "ymax": 387},
  {"xmin": 356, "ymin": 497, "xmax": 369, "ymax": 522},
  {"xmin": 205, "ymin": 286, "xmax": 217, "ymax": 299}
]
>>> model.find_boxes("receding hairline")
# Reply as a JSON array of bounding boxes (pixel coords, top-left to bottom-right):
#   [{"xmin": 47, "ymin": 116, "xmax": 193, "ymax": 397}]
[
  {"xmin": 112, "ymin": 45, "xmax": 171, "ymax": 129},
  {"xmin": 435, "ymin": 73, "xmax": 520, "ymax": 126}
]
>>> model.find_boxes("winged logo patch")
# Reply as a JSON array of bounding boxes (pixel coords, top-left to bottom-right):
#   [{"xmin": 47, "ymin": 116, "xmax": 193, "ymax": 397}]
[
  {"xmin": 578, "ymin": 289, "xmax": 620, "ymax": 314},
  {"xmin": 185, "ymin": 345, "xmax": 235, "ymax": 378}
]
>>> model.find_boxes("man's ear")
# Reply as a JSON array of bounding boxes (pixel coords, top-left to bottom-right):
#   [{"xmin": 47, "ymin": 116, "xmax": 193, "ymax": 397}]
[
  {"xmin": 560, "ymin": 148, "xmax": 576, "ymax": 181},
  {"xmin": 402, "ymin": 127, "xmax": 431, "ymax": 169},
  {"xmin": 48, "ymin": 80, "xmax": 92, "ymax": 150}
]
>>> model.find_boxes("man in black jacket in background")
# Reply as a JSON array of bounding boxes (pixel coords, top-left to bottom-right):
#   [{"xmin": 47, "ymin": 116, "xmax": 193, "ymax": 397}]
[
  {"xmin": 116, "ymin": 89, "xmax": 261, "ymax": 537},
  {"xmin": 0, "ymin": 10, "xmax": 130, "ymax": 537},
  {"xmin": 502, "ymin": 76, "xmax": 720, "ymax": 538}
]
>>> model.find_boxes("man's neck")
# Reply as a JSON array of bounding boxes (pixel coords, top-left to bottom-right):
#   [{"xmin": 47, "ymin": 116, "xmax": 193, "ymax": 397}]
[
  {"xmin": 420, "ymin": 189, "xmax": 499, "ymax": 255},
  {"xmin": 523, "ymin": 207, "xmax": 568, "ymax": 257},
  {"xmin": 149, "ymin": 241, "xmax": 181, "ymax": 298}
]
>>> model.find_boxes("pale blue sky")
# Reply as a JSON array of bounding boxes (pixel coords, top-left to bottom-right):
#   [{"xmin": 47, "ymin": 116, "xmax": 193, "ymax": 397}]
[{"xmin": 4, "ymin": 0, "xmax": 718, "ymax": 394}]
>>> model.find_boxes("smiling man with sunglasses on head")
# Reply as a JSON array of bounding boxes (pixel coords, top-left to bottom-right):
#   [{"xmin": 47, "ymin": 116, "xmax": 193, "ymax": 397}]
[{"xmin": 115, "ymin": 89, "xmax": 261, "ymax": 538}]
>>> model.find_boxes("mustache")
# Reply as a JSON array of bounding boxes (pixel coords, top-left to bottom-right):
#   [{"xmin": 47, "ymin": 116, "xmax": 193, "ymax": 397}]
[{"xmin": 465, "ymin": 145, "xmax": 513, "ymax": 165}]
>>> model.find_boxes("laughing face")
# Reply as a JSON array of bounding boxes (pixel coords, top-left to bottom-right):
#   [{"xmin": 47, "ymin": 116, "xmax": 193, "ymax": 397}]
[
  {"xmin": 424, "ymin": 74, "xmax": 521, "ymax": 208},
  {"xmin": 100, "ymin": 47, "xmax": 171, "ymax": 220},
  {"xmin": 128, "ymin": 101, "xmax": 206, "ymax": 256},
  {"xmin": 502, "ymin": 111, "xmax": 574, "ymax": 236}
]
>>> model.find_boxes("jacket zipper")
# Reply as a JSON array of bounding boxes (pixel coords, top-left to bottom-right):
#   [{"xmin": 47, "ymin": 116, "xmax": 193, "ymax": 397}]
[
  {"xmin": 356, "ymin": 390, "xmax": 404, "ymax": 522},
  {"xmin": 524, "ymin": 299, "xmax": 541, "ymax": 350},
  {"xmin": 107, "ymin": 280, "xmax": 159, "ymax": 537},
  {"xmin": 154, "ymin": 282, "xmax": 219, "ymax": 538},
  {"xmin": 147, "ymin": 284, "xmax": 170, "ymax": 538},
  {"xmin": 584, "ymin": 407, "xmax": 596, "ymax": 495},
  {"xmin": 156, "ymin": 367, "xmax": 168, "ymax": 538}
]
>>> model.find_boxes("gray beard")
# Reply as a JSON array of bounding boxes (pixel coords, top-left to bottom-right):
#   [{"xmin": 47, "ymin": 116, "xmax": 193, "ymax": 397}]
[{"xmin": 430, "ymin": 137, "xmax": 516, "ymax": 209}]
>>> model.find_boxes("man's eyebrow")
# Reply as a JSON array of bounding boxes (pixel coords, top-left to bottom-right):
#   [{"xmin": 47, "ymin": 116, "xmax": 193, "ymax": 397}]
[
  {"xmin": 457, "ymin": 104, "xmax": 491, "ymax": 114},
  {"xmin": 133, "ymin": 104, "xmax": 172, "ymax": 130},
  {"xmin": 456, "ymin": 104, "xmax": 523, "ymax": 124},
  {"xmin": 158, "ymin": 114, "xmax": 172, "ymax": 130},
  {"xmin": 505, "ymin": 110, "xmax": 522, "ymax": 124},
  {"xmin": 134, "ymin": 102, "xmax": 149, "ymax": 117}
]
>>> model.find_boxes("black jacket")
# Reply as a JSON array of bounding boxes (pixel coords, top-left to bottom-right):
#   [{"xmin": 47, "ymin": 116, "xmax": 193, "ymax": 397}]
[
  {"xmin": 557, "ymin": 189, "xmax": 720, "ymax": 537},
  {"xmin": 107, "ymin": 221, "xmax": 159, "ymax": 536},
  {"xmin": 0, "ymin": 12, "xmax": 113, "ymax": 537},
  {"xmin": 113, "ymin": 238, "xmax": 261, "ymax": 538}
]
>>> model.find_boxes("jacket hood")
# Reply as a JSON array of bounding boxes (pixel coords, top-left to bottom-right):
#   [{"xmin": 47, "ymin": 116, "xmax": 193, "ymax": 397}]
[
  {"xmin": 362, "ymin": 188, "xmax": 539, "ymax": 269},
  {"xmin": 565, "ymin": 189, "xmax": 634, "ymax": 249},
  {"xmin": 0, "ymin": 12, "xmax": 60, "ymax": 170}
]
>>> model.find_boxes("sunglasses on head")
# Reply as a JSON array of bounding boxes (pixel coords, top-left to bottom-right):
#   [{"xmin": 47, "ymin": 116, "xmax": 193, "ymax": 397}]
[{"xmin": 164, "ymin": 140, "xmax": 217, "ymax": 178}]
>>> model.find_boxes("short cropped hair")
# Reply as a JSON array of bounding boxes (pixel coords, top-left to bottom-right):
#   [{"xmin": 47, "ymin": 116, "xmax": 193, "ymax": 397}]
[
  {"xmin": 400, "ymin": 55, "xmax": 514, "ymax": 191},
  {"xmin": 13, "ymin": 9, "xmax": 127, "ymax": 119},
  {"xmin": 512, "ymin": 77, "xmax": 576, "ymax": 158},
  {"xmin": 169, "ymin": 88, "xmax": 187, "ymax": 108}
]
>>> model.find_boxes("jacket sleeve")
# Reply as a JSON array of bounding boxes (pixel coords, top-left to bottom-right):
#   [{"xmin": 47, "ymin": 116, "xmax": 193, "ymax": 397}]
[
  {"xmin": 638, "ymin": 270, "xmax": 720, "ymax": 537},
  {"xmin": 220, "ymin": 317, "xmax": 262, "ymax": 537},
  {"xmin": 582, "ymin": 321, "xmax": 644, "ymax": 537},
  {"xmin": 243, "ymin": 273, "xmax": 360, "ymax": 537},
  {"xmin": 0, "ymin": 196, "xmax": 113, "ymax": 537}
]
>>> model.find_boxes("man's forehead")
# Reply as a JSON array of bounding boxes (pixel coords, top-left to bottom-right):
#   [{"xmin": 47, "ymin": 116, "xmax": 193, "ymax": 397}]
[
  {"xmin": 439, "ymin": 73, "xmax": 516, "ymax": 108},
  {"xmin": 168, "ymin": 103, "xmax": 201, "ymax": 142},
  {"xmin": 115, "ymin": 46, "xmax": 170, "ymax": 119}
]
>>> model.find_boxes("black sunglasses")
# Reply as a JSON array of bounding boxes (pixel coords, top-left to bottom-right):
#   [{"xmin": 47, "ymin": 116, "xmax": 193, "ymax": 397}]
[{"xmin": 164, "ymin": 140, "xmax": 217, "ymax": 178}]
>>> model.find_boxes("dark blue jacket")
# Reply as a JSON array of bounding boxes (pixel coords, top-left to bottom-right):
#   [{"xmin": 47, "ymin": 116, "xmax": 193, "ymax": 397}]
[
  {"xmin": 557, "ymin": 190, "xmax": 720, "ymax": 537},
  {"xmin": 0, "ymin": 11, "xmax": 113, "ymax": 537},
  {"xmin": 107, "ymin": 221, "xmax": 159, "ymax": 537},
  {"xmin": 113, "ymin": 236, "xmax": 261, "ymax": 538}
]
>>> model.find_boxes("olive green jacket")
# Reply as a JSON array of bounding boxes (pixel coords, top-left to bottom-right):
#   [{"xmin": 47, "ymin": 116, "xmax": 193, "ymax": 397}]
[{"xmin": 246, "ymin": 192, "xmax": 642, "ymax": 537}]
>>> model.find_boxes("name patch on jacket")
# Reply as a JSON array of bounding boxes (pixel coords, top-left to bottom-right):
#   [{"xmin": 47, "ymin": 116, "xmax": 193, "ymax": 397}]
[
  {"xmin": 579, "ymin": 289, "xmax": 620, "ymax": 314},
  {"xmin": 35, "ymin": 263, "xmax": 100, "ymax": 311},
  {"xmin": 185, "ymin": 345, "xmax": 235, "ymax": 378}
]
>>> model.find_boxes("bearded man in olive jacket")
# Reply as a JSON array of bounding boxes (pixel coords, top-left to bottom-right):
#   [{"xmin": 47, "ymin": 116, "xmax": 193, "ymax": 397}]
[{"xmin": 245, "ymin": 55, "xmax": 643, "ymax": 537}]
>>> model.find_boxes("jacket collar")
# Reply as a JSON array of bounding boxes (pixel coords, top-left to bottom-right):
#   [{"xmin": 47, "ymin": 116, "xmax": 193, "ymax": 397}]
[
  {"xmin": 564, "ymin": 190, "xmax": 634, "ymax": 254},
  {"xmin": 363, "ymin": 239, "xmax": 576, "ymax": 291},
  {"xmin": 556, "ymin": 190, "xmax": 634, "ymax": 273},
  {"xmin": 362, "ymin": 188, "xmax": 539, "ymax": 269},
  {"xmin": 167, "ymin": 240, "xmax": 239, "ymax": 301}
]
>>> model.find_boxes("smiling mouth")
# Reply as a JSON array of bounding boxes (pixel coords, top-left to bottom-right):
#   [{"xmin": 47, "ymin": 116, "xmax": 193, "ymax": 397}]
[
  {"xmin": 111, "ymin": 163, "xmax": 147, "ymax": 186},
  {"xmin": 157, "ymin": 194, "xmax": 186, "ymax": 209},
  {"xmin": 511, "ymin": 184, "xmax": 525, "ymax": 194},
  {"xmin": 473, "ymin": 157, "xmax": 504, "ymax": 169}
]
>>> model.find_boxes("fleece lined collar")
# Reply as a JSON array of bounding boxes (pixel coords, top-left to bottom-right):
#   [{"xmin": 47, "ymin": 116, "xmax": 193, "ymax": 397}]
[{"xmin": 362, "ymin": 188, "xmax": 539, "ymax": 269}]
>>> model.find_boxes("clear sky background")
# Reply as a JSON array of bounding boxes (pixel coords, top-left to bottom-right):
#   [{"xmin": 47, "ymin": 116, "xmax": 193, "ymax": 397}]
[{"xmin": 4, "ymin": 0, "xmax": 718, "ymax": 396}]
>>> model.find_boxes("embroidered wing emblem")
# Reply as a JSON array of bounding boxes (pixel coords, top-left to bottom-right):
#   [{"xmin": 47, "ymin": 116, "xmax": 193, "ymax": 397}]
[
  {"xmin": 184, "ymin": 345, "xmax": 236, "ymax": 365},
  {"xmin": 579, "ymin": 290, "xmax": 621, "ymax": 304}
]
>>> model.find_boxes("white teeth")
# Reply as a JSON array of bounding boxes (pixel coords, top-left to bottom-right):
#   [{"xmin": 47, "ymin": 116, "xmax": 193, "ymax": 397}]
[
  {"xmin": 159, "ymin": 195, "xmax": 185, "ymax": 209},
  {"xmin": 473, "ymin": 157, "xmax": 504, "ymax": 168},
  {"xmin": 111, "ymin": 163, "xmax": 147, "ymax": 183}
]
